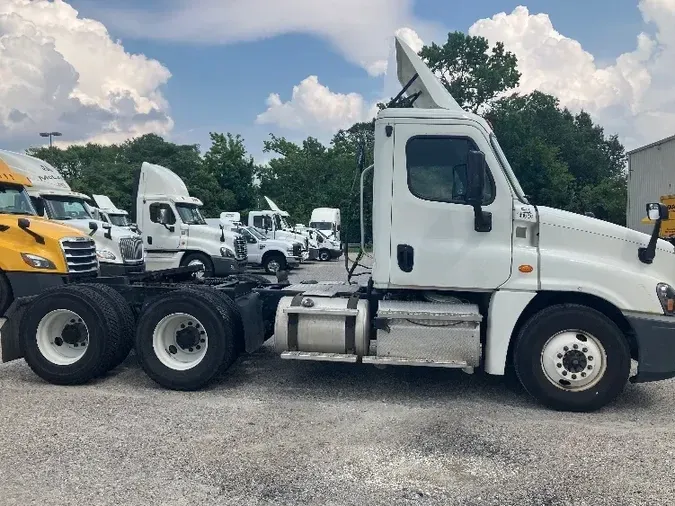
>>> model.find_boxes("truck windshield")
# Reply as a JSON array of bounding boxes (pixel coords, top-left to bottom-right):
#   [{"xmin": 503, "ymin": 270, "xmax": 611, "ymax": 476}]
[
  {"xmin": 310, "ymin": 221, "xmax": 333, "ymax": 231},
  {"xmin": 0, "ymin": 184, "xmax": 36, "ymax": 216},
  {"xmin": 274, "ymin": 214, "xmax": 284, "ymax": 230},
  {"xmin": 489, "ymin": 133, "xmax": 528, "ymax": 204},
  {"xmin": 43, "ymin": 195, "xmax": 93, "ymax": 220},
  {"xmin": 109, "ymin": 213, "xmax": 132, "ymax": 227},
  {"xmin": 175, "ymin": 203, "xmax": 206, "ymax": 225},
  {"xmin": 246, "ymin": 227, "xmax": 266, "ymax": 240}
]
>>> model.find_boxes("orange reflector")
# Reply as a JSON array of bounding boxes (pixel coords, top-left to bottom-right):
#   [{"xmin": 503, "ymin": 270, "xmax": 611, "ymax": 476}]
[
  {"xmin": 668, "ymin": 299, "xmax": 674, "ymax": 313},
  {"xmin": 519, "ymin": 264, "xmax": 534, "ymax": 273}
]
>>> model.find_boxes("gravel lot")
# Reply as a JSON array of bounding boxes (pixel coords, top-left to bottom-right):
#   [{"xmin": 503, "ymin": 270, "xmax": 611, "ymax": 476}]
[{"xmin": 1, "ymin": 259, "xmax": 675, "ymax": 505}]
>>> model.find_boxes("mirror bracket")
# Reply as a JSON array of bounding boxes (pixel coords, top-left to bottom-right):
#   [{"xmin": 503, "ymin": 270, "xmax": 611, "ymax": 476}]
[{"xmin": 639, "ymin": 202, "xmax": 669, "ymax": 264}]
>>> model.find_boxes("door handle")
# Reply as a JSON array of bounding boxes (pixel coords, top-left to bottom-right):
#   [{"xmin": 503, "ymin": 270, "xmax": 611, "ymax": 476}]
[
  {"xmin": 147, "ymin": 236, "xmax": 153, "ymax": 245},
  {"xmin": 397, "ymin": 244, "xmax": 414, "ymax": 273}
]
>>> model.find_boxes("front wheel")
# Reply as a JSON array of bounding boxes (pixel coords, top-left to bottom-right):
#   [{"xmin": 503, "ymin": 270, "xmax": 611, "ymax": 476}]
[
  {"xmin": 513, "ymin": 304, "xmax": 631, "ymax": 412},
  {"xmin": 181, "ymin": 252, "xmax": 214, "ymax": 279},
  {"xmin": 318, "ymin": 249, "xmax": 331, "ymax": 262},
  {"xmin": 263, "ymin": 253, "xmax": 286, "ymax": 275}
]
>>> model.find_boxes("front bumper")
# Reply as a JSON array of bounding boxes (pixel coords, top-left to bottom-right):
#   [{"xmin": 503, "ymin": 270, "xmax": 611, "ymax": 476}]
[
  {"xmin": 308, "ymin": 247, "xmax": 319, "ymax": 261},
  {"xmin": 212, "ymin": 256, "xmax": 246, "ymax": 276},
  {"xmin": 99, "ymin": 261, "xmax": 145, "ymax": 277},
  {"xmin": 627, "ymin": 312, "xmax": 675, "ymax": 383},
  {"xmin": 329, "ymin": 248, "xmax": 343, "ymax": 259},
  {"xmin": 286, "ymin": 256, "xmax": 300, "ymax": 267}
]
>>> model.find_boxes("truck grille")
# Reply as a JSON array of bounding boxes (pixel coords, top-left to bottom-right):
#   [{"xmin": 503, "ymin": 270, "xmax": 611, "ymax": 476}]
[
  {"xmin": 292, "ymin": 243, "xmax": 302, "ymax": 257},
  {"xmin": 234, "ymin": 236, "xmax": 247, "ymax": 260},
  {"xmin": 119, "ymin": 236, "xmax": 144, "ymax": 263},
  {"xmin": 60, "ymin": 237, "xmax": 98, "ymax": 274}
]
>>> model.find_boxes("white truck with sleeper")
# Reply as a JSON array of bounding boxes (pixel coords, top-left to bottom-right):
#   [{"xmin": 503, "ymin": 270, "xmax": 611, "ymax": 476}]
[
  {"xmin": 90, "ymin": 194, "xmax": 138, "ymax": 232},
  {"xmin": 2, "ymin": 34, "xmax": 675, "ymax": 412},
  {"xmin": 310, "ymin": 207, "xmax": 341, "ymax": 242},
  {"xmin": 134, "ymin": 162, "xmax": 247, "ymax": 277},
  {"xmin": 0, "ymin": 150, "xmax": 145, "ymax": 276}
]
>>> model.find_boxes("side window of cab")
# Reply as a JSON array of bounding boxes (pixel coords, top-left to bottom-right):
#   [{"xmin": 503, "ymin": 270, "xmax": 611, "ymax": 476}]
[
  {"xmin": 149, "ymin": 203, "xmax": 176, "ymax": 225},
  {"xmin": 406, "ymin": 136, "xmax": 494, "ymax": 205}
]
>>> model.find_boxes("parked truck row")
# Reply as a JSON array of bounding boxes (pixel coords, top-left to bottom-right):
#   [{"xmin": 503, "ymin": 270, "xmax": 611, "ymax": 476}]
[{"xmin": 2, "ymin": 34, "xmax": 675, "ymax": 413}]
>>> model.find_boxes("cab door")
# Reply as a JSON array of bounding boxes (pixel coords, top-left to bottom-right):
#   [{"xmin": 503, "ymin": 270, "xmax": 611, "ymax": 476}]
[{"xmin": 388, "ymin": 122, "xmax": 513, "ymax": 290}]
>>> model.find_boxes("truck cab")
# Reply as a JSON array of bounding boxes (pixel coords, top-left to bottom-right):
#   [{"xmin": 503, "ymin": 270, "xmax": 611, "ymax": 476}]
[
  {"xmin": 135, "ymin": 161, "xmax": 247, "ymax": 277},
  {"xmin": 0, "ymin": 158, "xmax": 97, "ymax": 314},
  {"xmin": 90, "ymin": 195, "xmax": 138, "ymax": 233},
  {"xmin": 0, "ymin": 150, "xmax": 144, "ymax": 277},
  {"xmin": 310, "ymin": 207, "xmax": 341, "ymax": 242},
  {"xmin": 269, "ymin": 34, "xmax": 675, "ymax": 412},
  {"xmin": 248, "ymin": 209, "xmax": 311, "ymax": 260}
]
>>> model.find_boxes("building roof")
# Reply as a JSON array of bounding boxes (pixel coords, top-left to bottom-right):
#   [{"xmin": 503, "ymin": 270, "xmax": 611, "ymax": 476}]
[{"xmin": 628, "ymin": 133, "xmax": 675, "ymax": 156}]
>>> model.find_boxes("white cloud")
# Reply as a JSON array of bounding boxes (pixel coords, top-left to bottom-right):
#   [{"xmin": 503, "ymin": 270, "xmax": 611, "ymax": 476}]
[
  {"xmin": 468, "ymin": 2, "xmax": 675, "ymax": 149},
  {"xmin": 0, "ymin": 0, "xmax": 173, "ymax": 149},
  {"xmin": 84, "ymin": 0, "xmax": 441, "ymax": 77},
  {"xmin": 256, "ymin": 76, "xmax": 380, "ymax": 136}
]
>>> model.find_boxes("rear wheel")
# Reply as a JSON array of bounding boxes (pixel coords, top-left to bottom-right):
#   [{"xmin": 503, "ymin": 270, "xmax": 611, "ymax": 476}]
[
  {"xmin": 263, "ymin": 253, "xmax": 286, "ymax": 275},
  {"xmin": 181, "ymin": 252, "xmax": 214, "ymax": 279},
  {"xmin": 20, "ymin": 285, "xmax": 124, "ymax": 385},
  {"xmin": 135, "ymin": 289, "xmax": 236, "ymax": 390},
  {"xmin": 514, "ymin": 304, "xmax": 631, "ymax": 412},
  {"xmin": 75, "ymin": 284, "xmax": 135, "ymax": 371},
  {"xmin": 0, "ymin": 272, "xmax": 13, "ymax": 314}
]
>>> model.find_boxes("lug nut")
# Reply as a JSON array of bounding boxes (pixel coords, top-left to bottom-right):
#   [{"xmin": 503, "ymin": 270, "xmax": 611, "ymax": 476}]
[
  {"xmin": 169, "ymin": 345, "xmax": 177, "ymax": 355},
  {"xmin": 582, "ymin": 347, "xmax": 588, "ymax": 353},
  {"xmin": 588, "ymin": 356, "xmax": 594, "ymax": 361},
  {"xmin": 588, "ymin": 365, "xmax": 593, "ymax": 370},
  {"xmin": 581, "ymin": 372, "xmax": 586, "ymax": 377},
  {"xmin": 564, "ymin": 346, "xmax": 569, "ymax": 351},
  {"xmin": 573, "ymin": 344, "xmax": 578, "ymax": 349},
  {"xmin": 562, "ymin": 370, "xmax": 568, "ymax": 376},
  {"xmin": 188, "ymin": 348, "xmax": 194, "ymax": 352},
  {"xmin": 196, "ymin": 345, "xmax": 201, "ymax": 350},
  {"xmin": 557, "ymin": 353, "xmax": 563, "ymax": 359},
  {"xmin": 571, "ymin": 374, "xmax": 577, "ymax": 379},
  {"xmin": 188, "ymin": 321, "xmax": 193, "ymax": 326},
  {"xmin": 54, "ymin": 337, "xmax": 63, "ymax": 346},
  {"xmin": 200, "ymin": 338, "xmax": 205, "ymax": 343},
  {"xmin": 557, "ymin": 363, "xmax": 562, "ymax": 368},
  {"xmin": 180, "ymin": 324, "xmax": 185, "ymax": 329}
]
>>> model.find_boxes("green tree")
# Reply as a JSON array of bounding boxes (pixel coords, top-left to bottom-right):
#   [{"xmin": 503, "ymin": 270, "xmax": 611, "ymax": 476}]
[
  {"xmin": 419, "ymin": 31, "xmax": 520, "ymax": 112},
  {"xmin": 485, "ymin": 91, "xmax": 627, "ymax": 223},
  {"xmin": 203, "ymin": 133, "xmax": 256, "ymax": 213}
]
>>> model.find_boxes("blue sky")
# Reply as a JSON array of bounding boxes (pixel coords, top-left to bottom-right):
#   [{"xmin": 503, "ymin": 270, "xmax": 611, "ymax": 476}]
[
  {"xmin": 2, "ymin": 0, "xmax": 672, "ymax": 158},
  {"xmin": 61, "ymin": 0, "xmax": 646, "ymax": 160}
]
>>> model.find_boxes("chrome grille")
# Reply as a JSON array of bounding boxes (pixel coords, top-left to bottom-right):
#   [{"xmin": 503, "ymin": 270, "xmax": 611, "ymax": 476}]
[
  {"xmin": 60, "ymin": 237, "xmax": 98, "ymax": 274},
  {"xmin": 292, "ymin": 243, "xmax": 302, "ymax": 257},
  {"xmin": 234, "ymin": 236, "xmax": 247, "ymax": 260},
  {"xmin": 304, "ymin": 237, "xmax": 309, "ymax": 250},
  {"xmin": 119, "ymin": 236, "xmax": 144, "ymax": 263}
]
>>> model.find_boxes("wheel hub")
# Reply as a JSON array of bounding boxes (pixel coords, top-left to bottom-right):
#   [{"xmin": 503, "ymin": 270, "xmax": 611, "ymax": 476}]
[
  {"xmin": 152, "ymin": 313, "xmax": 209, "ymax": 370},
  {"xmin": 541, "ymin": 330, "xmax": 606, "ymax": 391},
  {"xmin": 175, "ymin": 324, "xmax": 201, "ymax": 350},
  {"xmin": 61, "ymin": 321, "xmax": 87, "ymax": 346}
]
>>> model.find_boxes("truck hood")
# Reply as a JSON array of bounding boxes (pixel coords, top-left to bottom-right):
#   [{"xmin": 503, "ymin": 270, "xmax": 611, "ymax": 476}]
[
  {"xmin": 187, "ymin": 224, "xmax": 241, "ymax": 251},
  {"xmin": 56, "ymin": 218, "xmax": 137, "ymax": 243},
  {"xmin": 538, "ymin": 206, "xmax": 674, "ymax": 254},
  {"xmin": 0, "ymin": 214, "xmax": 85, "ymax": 242}
]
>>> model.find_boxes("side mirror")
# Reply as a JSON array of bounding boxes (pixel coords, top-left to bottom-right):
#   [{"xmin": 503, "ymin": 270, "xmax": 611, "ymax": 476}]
[
  {"xmin": 466, "ymin": 150, "xmax": 486, "ymax": 204},
  {"xmin": 639, "ymin": 202, "xmax": 669, "ymax": 264},
  {"xmin": 648, "ymin": 202, "xmax": 668, "ymax": 221}
]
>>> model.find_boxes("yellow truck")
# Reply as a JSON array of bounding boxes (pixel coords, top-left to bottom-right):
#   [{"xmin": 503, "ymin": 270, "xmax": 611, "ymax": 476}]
[
  {"xmin": 0, "ymin": 157, "xmax": 102, "ymax": 367},
  {"xmin": 641, "ymin": 195, "xmax": 675, "ymax": 240}
]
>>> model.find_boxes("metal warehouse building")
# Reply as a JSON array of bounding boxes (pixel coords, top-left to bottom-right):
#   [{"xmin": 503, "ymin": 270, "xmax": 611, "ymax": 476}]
[{"xmin": 627, "ymin": 134, "xmax": 675, "ymax": 235}]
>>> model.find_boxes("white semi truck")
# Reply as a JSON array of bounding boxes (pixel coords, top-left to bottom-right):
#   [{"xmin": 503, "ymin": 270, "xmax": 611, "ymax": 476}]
[
  {"xmin": 0, "ymin": 150, "xmax": 145, "ymax": 276},
  {"xmin": 2, "ymin": 34, "xmax": 675, "ymax": 412},
  {"xmin": 90, "ymin": 195, "xmax": 137, "ymax": 232},
  {"xmin": 134, "ymin": 162, "xmax": 247, "ymax": 277},
  {"xmin": 310, "ymin": 207, "xmax": 341, "ymax": 242}
]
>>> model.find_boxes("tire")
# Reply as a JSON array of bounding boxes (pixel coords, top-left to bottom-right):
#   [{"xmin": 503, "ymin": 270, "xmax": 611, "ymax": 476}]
[
  {"xmin": 135, "ymin": 288, "xmax": 236, "ymax": 390},
  {"xmin": 263, "ymin": 253, "xmax": 286, "ymax": 275},
  {"xmin": 236, "ymin": 273, "xmax": 272, "ymax": 286},
  {"xmin": 0, "ymin": 272, "xmax": 13, "ymax": 314},
  {"xmin": 20, "ymin": 285, "xmax": 124, "ymax": 385},
  {"xmin": 75, "ymin": 284, "xmax": 135, "ymax": 371},
  {"xmin": 318, "ymin": 249, "xmax": 331, "ymax": 262},
  {"xmin": 513, "ymin": 304, "xmax": 631, "ymax": 412},
  {"xmin": 181, "ymin": 252, "xmax": 214, "ymax": 278}
]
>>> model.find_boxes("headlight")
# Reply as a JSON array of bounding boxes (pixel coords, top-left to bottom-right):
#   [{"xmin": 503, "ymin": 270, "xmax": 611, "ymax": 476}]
[
  {"xmin": 656, "ymin": 283, "xmax": 675, "ymax": 315},
  {"xmin": 21, "ymin": 253, "xmax": 56, "ymax": 270},
  {"xmin": 96, "ymin": 249, "xmax": 117, "ymax": 261},
  {"xmin": 220, "ymin": 247, "xmax": 235, "ymax": 258},
  {"xmin": 287, "ymin": 247, "xmax": 294, "ymax": 254}
]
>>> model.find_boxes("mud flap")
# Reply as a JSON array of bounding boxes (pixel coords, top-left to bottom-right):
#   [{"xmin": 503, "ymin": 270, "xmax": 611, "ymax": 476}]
[
  {"xmin": 0, "ymin": 297, "xmax": 34, "ymax": 363},
  {"xmin": 236, "ymin": 291, "xmax": 266, "ymax": 353}
]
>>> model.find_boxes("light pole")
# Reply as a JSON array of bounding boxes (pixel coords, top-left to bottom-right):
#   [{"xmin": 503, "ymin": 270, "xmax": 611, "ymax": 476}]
[{"xmin": 39, "ymin": 131, "xmax": 62, "ymax": 148}]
